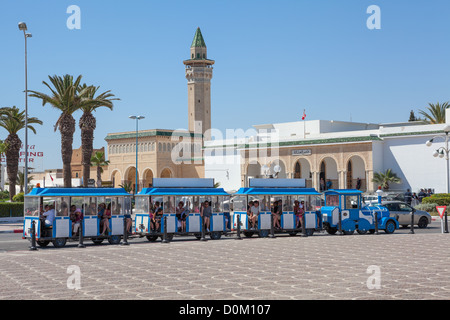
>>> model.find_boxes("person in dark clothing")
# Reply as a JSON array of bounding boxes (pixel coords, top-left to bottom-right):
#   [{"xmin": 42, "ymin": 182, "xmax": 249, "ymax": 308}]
[
  {"xmin": 418, "ymin": 189, "xmax": 426, "ymax": 203},
  {"xmin": 404, "ymin": 189, "xmax": 412, "ymax": 205}
]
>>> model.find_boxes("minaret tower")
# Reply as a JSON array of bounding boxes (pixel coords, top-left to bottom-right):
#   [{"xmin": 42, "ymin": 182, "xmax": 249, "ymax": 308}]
[{"xmin": 183, "ymin": 28, "xmax": 215, "ymax": 140}]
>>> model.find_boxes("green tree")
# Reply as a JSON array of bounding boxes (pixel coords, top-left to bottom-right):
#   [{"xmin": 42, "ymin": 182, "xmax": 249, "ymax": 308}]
[
  {"xmin": 372, "ymin": 169, "xmax": 402, "ymax": 190},
  {"xmin": 0, "ymin": 107, "xmax": 42, "ymax": 200},
  {"xmin": 17, "ymin": 170, "xmax": 34, "ymax": 193},
  {"xmin": 0, "ymin": 140, "xmax": 8, "ymax": 191},
  {"xmin": 419, "ymin": 102, "xmax": 449, "ymax": 124},
  {"xmin": 90, "ymin": 151, "xmax": 110, "ymax": 187},
  {"xmin": 79, "ymin": 84, "xmax": 119, "ymax": 187},
  {"xmin": 29, "ymin": 74, "xmax": 90, "ymax": 188}
]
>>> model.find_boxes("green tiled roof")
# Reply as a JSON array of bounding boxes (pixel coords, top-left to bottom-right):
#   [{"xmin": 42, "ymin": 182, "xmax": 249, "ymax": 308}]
[
  {"xmin": 191, "ymin": 27, "xmax": 206, "ymax": 48},
  {"xmin": 105, "ymin": 130, "xmax": 202, "ymax": 141},
  {"xmin": 204, "ymin": 135, "xmax": 382, "ymax": 149}
]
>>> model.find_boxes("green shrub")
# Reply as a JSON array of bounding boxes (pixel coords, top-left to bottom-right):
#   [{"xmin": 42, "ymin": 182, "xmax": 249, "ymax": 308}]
[
  {"xmin": 12, "ymin": 193, "xmax": 24, "ymax": 202},
  {"xmin": 422, "ymin": 194, "xmax": 450, "ymax": 206},
  {"xmin": 0, "ymin": 190, "xmax": 9, "ymax": 200},
  {"xmin": 414, "ymin": 203, "xmax": 438, "ymax": 214},
  {"xmin": 0, "ymin": 202, "xmax": 24, "ymax": 217}
]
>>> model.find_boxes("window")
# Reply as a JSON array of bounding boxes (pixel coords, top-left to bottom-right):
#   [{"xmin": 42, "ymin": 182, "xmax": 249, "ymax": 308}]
[
  {"xmin": 345, "ymin": 196, "xmax": 359, "ymax": 209},
  {"xmin": 232, "ymin": 196, "xmax": 247, "ymax": 212}
]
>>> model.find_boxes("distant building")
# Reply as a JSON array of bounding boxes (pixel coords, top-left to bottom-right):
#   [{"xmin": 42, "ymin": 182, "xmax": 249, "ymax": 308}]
[
  {"xmin": 205, "ymin": 118, "xmax": 450, "ymax": 194},
  {"xmin": 102, "ymin": 28, "xmax": 214, "ymax": 192}
]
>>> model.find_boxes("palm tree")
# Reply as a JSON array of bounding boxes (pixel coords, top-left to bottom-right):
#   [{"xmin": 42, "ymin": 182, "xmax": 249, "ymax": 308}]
[
  {"xmin": 91, "ymin": 151, "xmax": 110, "ymax": 187},
  {"xmin": 0, "ymin": 140, "xmax": 8, "ymax": 191},
  {"xmin": 0, "ymin": 107, "xmax": 42, "ymax": 200},
  {"xmin": 419, "ymin": 102, "xmax": 449, "ymax": 124},
  {"xmin": 79, "ymin": 84, "xmax": 119, "ymax": 187},
  {"xmin": 29, "ymin": 74, "xmax": 90, "ymax": 188},
  {"xmin": 18, "ymin": 170, "xmax": 34, "ymax": 193},
  {"xmin": 372, "ymin": 169, "xmax": 402, "ymax": 190}
]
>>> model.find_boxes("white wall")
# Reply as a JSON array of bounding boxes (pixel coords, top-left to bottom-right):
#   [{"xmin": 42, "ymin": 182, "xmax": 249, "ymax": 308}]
[
  {"xmin": 204, "ymin": 147, "xmax": 241, "ymax": 192},
  {"xmin": 381, "ymin": 135, "xmax": 448, "ymax": 193}
]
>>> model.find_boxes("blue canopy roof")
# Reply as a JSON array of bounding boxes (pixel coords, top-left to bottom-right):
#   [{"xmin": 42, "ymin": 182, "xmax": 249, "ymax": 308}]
[
  {"xmin": 234, "ymin": 187, "xmax": 321, "ymax": 196},
  {"xmin": 137, "ymin": 188, "xmax": 230, "ymax": 196},
  {"xmin": 26, "ymin": 188, "xmax": 131, "ymax": 197},
  {"xmin": 324, "ymin": 189, "xmax": 364, "ymax": 196}
]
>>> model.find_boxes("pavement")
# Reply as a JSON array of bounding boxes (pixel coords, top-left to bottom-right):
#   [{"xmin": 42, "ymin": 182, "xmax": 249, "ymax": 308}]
[
  {"xmin": 0, "ymin": 216, "xmax": 443, "ymax": 234},
  {"xmin": 0, "ymin": 218, "xmax": 24, "ymax": 234},
  {"xmin": 1, "ymin": 226, "xmax": 450, "ymax": 301}
]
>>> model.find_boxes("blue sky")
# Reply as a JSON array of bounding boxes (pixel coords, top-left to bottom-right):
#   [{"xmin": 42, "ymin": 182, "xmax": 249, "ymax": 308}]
[{"xmin": 1, "ymin": 0, "xmax": 450, "ymax": 170}]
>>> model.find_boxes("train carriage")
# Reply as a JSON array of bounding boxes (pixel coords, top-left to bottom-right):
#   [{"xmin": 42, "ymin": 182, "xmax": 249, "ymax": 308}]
[
  {"xmin": 134, "ymin": 178, "xmax": 230, "ymax": 241},
  {"xmin": 23, "ymin": 188, "xmax": 132, "ymax": 248},
  {"xmin": 232, "ymin": 179, "xmax": 322, "ymax": 237}
]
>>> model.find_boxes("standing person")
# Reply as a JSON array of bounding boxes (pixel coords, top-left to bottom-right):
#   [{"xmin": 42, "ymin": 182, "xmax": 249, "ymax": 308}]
[
  {"xmin": 404, "ymin": 189, "xmax": 412, "ymax": 205},
  {"xmin": 326, "ymin": 179, "xmax": 332, "ymax": 191},
  {"xmin": 418, "ymin": 189, "xmax": 426, "ymax": 203},
  {"xmin": 356, "ymin": 178, "xmax": 362, "ymax": 190},
  {"xmin": 411, "ymin": 192, "xmax": 419, "ymax": 206},
  {"xmin": 320, "ymin": 178, "xmax": 325, "ymax": 192}
]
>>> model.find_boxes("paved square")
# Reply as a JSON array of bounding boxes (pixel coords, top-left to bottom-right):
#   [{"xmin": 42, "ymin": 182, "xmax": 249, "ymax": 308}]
[{"xmin": 0, "ymin": 233, "xmax": 449, "ymax": 300}]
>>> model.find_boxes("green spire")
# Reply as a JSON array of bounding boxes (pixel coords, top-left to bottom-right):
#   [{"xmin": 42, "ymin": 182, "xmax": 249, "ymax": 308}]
[{"xmin": 191, "ymin": 27, "xmax": 206, "ymax": 48}]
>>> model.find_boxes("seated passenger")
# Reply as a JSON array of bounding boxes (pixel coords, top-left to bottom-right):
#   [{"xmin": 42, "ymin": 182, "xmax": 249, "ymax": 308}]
[
  {"xmin": 176, "ymin": 201, "xmax": 184, "ymax": 231},
  {"xmin": 98, "ymin": 203, "xmax": 111, "ymax": 236},
  {"xmin": 42, "ymin": 205, "xmax": 55, "ymax": 228},
  {"xmin": 180, "ymin": 204, "xmax": 189, "ymax": 233},
  {"xmin": 250, "ymin": 201, "xmax": 260, "ymax": 229},
  {"xmin": 153, "ymin": 208, "xmax": 163, "ymax": 232},
  {"xmin": 272, "ymin": 200, "xmax": 282, "ymax": 229},
  {"xmin": 294, "ymin": 200, "xmax": 304, "ymax": 229},
  {"xmin": 70, "ymin": 205, "xmax": 83, "ymax": 236},
  {"xmin": 201, "ymin": 201, "xmax": 212, "ymax": 232},
  {"xmin": 247, "ymin": 201, "xmax": 254, "ymax": 229}
]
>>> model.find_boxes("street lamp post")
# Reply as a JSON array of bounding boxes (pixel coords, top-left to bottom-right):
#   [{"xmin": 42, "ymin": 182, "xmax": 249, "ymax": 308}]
[
  {"xmin": 18, "ymin": 22, "xmax": 32, "ymax": 194},
  {"xmin": 426, "ymin": 125, "xmax": 450, "ymax": 233},
  {"xmin": 129, "ymin": 115, "xmax": 145, "ymax": 194}
]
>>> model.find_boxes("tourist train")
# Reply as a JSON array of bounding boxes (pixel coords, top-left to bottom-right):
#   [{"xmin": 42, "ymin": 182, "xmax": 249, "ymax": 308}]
[{"xmin": 22, "ymin": 178, "xmax": 398, "ymax": 248}]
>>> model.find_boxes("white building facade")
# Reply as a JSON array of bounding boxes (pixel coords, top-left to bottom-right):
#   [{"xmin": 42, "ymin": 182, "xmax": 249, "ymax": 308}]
[{"xmin": 205, "ymin": 115, "xmax": 450, "ymax": 194}]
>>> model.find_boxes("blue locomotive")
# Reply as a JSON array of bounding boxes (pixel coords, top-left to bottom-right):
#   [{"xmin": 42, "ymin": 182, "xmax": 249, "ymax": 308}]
[{"xmin": 321, "ymin": 189, "xmax": 398, "ymax": 235}]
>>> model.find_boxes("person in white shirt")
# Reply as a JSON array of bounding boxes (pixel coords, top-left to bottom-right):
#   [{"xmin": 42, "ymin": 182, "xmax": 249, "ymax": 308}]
[
  {"xmin": 250, "ymin": 201, "xmax": 260, "ymax": 229},
  {"xmin": 42, "ymin": 205, "xmax": 55, "ymax": 227}
]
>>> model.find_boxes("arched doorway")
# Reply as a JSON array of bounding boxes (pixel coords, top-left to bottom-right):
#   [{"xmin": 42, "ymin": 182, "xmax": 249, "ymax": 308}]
[
  {"xmin": 111, "ymin": 170, "xmax": 121, "ymax": 188},
  {"xmin": 347, "ymin": 161, "xmax": 353, "ymax": 189},
  {"xmin": 294, "ymin": 158, "xmax": 312, "ymax": 187},
  {"xmin": 346, "ymin": 156, "xmax": 366, "ymax": 191},
  {"xmin": 319, "ymin": 157, "xmax": 338, "ymax": 191},
  {"xmin": 161, "ymin": 168, "xmax": 172, "ymax": 178},
  {"xmin": 126, "ymin": 167, "xmax": 138, "ymax": 193},
  {"xmin": 143, "ymin": 169, "xmax": 154, "ymax": 188}
]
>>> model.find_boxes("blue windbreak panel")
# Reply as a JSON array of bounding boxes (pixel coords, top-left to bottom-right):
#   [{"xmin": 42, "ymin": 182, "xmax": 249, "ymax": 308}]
[
  {"xmin": 27, "ymin": 188, "xmax": 131, "ymax": 197},
  {"xmin": 137, "ymin": 188, "xmax": 229, "ymax": 196},
  {"xmin": 234, "ymin": 187, "xmax": 320, "ymax": 196}
]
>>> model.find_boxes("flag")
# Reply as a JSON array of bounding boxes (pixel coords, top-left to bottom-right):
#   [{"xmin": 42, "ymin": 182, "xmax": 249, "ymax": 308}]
[
  {"xmin": 302, "ymin": 109, "xmax": 306, "ymax": 120},
  {"xmin": 49, "ymin": 174, "xmax": 54, "ymax": 182}
]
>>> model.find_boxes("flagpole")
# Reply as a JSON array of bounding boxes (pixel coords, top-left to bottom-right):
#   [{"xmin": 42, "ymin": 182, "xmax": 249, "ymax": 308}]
[{"xmin": 303, "ymin": 109, "xmax": 306, "ymax": 139}]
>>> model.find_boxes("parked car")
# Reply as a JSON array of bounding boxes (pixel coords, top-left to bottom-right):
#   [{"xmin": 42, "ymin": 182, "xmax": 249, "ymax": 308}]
[
  {"xmin": 382, "ymin": 201, "xmax": 431, "ymax": 228},
  {"xmin": 363, "ymin": 195, "xmax": 387, "ymax": 206}
]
